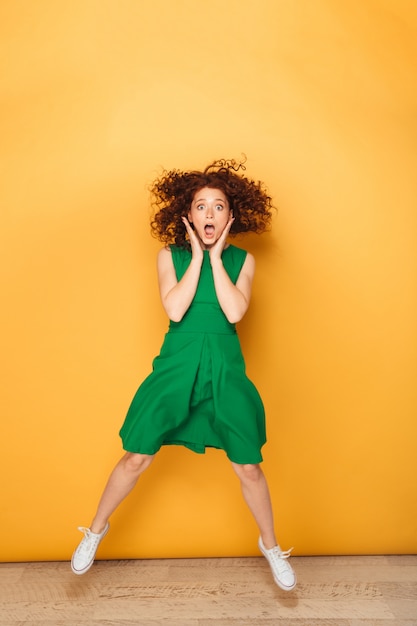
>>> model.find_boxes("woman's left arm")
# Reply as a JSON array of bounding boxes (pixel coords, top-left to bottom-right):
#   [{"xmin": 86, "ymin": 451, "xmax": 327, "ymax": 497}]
[{"xmin": 210, "ymin": 253, "xmax": 255, "ymax": 323}]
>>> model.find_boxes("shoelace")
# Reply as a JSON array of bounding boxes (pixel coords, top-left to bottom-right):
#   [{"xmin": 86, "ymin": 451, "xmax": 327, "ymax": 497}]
[
  {"xmin": 77, "ymin": 527, "xmax": 101, "ymax": 555},
  {"xmin": 267, "ymin": 547, "xmax": 294, "ymax": 572}
]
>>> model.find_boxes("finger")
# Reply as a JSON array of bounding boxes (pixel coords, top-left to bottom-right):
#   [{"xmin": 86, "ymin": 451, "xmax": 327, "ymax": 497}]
[
  {"xmin": 181, "ymin": 217, "xmax": 195, "ymax": 238},
  {"xmin": 220, "ymin": 217, "xmax": 235, "ymax": 239}
]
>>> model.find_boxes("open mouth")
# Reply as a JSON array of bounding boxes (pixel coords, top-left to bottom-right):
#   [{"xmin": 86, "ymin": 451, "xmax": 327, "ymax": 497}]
[{"xmin": 204, "ymin": 224, "xmax": 215, "ymax": 238}]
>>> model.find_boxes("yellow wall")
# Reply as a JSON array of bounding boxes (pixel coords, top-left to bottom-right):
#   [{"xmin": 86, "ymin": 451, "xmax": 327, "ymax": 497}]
[{"xmin": 1, "ymin": 0, "xmax": 416, "ymax": 561}]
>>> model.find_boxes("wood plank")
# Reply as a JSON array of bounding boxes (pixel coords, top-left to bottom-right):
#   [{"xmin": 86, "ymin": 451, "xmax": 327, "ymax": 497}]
[{"xmin": 0, "ymin": 555, "xmax": 416, "ymax": 624}]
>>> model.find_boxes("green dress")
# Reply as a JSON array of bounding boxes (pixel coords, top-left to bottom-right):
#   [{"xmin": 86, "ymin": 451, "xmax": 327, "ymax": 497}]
[{"xmin": 119, "ymin": 244, "xmax": 266, "ymax": 464}]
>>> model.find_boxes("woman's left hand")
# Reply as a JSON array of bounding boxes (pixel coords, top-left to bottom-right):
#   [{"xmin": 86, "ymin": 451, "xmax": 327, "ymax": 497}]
[{"xmin": 209, "ymin": 214, "xmax": 235, "ymax": 262}]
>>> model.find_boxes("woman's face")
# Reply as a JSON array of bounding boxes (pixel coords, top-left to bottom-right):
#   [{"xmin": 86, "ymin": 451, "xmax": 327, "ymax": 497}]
[{"xmin": 188, "ymin": 187, "xmax": 231, "ymax": 249}]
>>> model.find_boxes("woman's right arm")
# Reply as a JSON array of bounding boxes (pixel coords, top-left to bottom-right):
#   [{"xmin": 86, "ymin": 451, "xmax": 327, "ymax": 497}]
[{"xmin": 157, "ymin": 247, "xmax": 203, "ymax": 322}]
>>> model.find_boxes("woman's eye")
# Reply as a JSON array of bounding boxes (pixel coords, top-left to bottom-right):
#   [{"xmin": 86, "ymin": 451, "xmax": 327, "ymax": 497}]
[
  {"xmin": 197, "ymin": 204, "xmax": 205, "ymax": 210},
  {"xmin": 215, "ymin": 204, "xmax": 224, "ymax": 210}
]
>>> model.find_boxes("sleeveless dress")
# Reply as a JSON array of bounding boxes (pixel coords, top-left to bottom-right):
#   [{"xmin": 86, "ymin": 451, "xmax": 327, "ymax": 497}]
[{"xmin": 119, "ymin": 244, "xmax": 266, "ymax": 464}]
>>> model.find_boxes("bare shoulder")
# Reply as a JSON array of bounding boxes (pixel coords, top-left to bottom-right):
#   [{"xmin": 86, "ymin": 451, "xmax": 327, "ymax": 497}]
[
  {"xmin": 157, "ymin": 245, "xmax": 173, "ymax": 267},
  {"xmin": 242, "ymin": 251, "xmax": 255, "ymax": 277}
]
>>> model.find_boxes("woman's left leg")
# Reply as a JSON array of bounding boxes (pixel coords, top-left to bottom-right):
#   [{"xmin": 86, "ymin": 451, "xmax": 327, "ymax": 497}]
[
  {"xmin": 230, "ymin": 462, "xmax": 277, "ymax": 549},
  {"xmin": 231, "ymin": 462, "xmax": 297, "ymax": 591}
]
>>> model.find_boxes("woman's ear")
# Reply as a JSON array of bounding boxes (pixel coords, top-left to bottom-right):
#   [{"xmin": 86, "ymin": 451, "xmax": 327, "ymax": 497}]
[{"xmin": 187, "ymin": 211, "xmax": 192, "ymax": 223}]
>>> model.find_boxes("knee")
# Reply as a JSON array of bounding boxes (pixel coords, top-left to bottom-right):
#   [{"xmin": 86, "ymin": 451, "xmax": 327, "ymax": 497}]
[
  {"xmin": 232, "ymin": 463, "xmax": 263, "ymax": 483},
  {"xmin": 123, "ymin": 452, "xmax": 154, "ymax": 475}
]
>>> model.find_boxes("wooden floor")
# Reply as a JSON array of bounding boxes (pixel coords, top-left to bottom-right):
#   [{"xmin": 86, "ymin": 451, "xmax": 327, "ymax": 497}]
[{"xmin": 0, "ymin": 555, "xmax": 416, "ymax": 625}]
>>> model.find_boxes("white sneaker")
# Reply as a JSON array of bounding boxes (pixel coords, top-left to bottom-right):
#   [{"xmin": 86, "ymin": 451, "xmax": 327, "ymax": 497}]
[
  {"xmin": 71, "ymin": 523, "xmax": 109, "ymax": 575},
  {"xmin": 258, "ymin": 536, "xmax": 297, "ymax": 591}
]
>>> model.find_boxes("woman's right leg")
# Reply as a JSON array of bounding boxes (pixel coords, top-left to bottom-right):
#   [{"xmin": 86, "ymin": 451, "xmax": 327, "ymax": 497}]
[
  {"xmin": 71, "ymin": 452, "xmax": 154, "ymax": 575},
  {"xmin": 90, "ymin": 452, "xmax": 155, "ymax": 533}
]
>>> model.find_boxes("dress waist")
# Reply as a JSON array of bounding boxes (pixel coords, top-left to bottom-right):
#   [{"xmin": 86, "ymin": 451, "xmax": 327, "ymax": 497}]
[{"xmin": 168, "ymin": 303, "xmax": 236, "ymax": 335}]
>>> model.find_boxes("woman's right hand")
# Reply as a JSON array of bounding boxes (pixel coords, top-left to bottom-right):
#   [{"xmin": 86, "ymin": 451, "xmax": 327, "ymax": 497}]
[
  {"xmin": 181, "ymin": 216, "xmax": 204, "ymax": 262},
  {"xmin": 158, "ymin": 218, "xmax": 204, "ymax": 322}
]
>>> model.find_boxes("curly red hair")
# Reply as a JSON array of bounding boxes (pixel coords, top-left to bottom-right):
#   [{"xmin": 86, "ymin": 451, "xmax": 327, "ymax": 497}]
[{"xmin": 150, "ymin": 158, "xmax": 274, "ymax": 247}]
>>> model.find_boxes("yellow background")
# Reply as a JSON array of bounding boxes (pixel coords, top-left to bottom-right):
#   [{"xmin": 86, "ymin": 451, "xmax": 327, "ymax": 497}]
[{"xmin": 1, "ymin": 0, "xmax": 416, "ymax": 561}]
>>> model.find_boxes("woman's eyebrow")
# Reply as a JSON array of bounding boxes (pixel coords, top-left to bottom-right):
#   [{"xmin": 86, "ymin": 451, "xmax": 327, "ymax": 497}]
[{"xmin": 194, "ymin": 197, "xmax": 225, "ymax": 203}]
